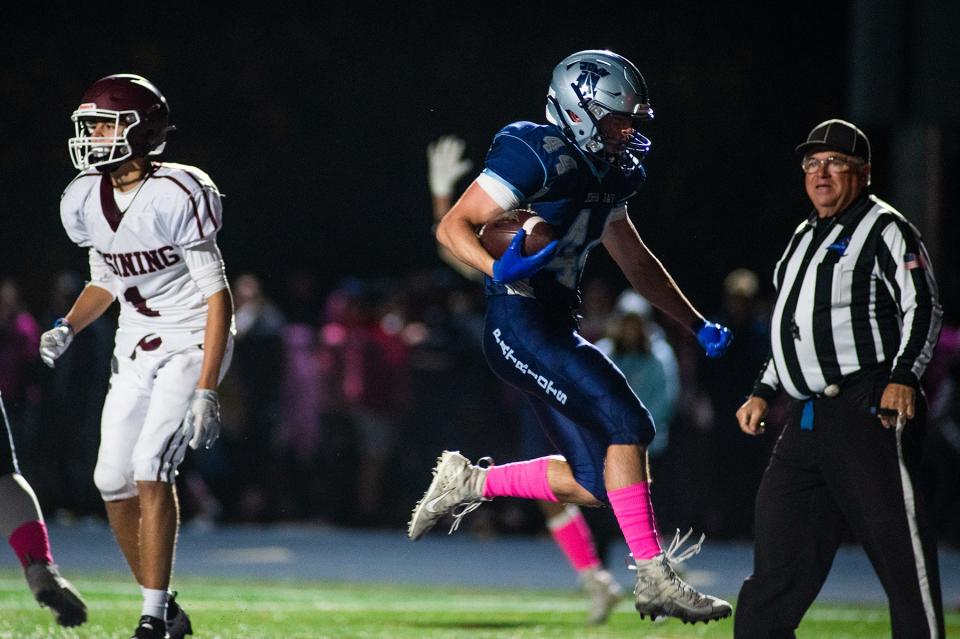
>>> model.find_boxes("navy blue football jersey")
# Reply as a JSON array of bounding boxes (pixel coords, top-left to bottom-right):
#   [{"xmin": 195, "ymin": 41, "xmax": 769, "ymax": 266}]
[{"xmin": 478, "ymin": 121, "xmax": 646, "ymax": 310}]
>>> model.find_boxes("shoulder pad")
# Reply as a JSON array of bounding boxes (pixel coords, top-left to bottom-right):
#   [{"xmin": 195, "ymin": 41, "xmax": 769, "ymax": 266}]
[
  {"xmin": 60, "ymin": 169, "xmax": 100, "ymax": 200},
  {"xmin": 152, "ymin": 162, "xmax": 221, "ymax": 195},
  {"xmin": 495, "ymin": 122, "xmax": 571, "ymax": 153}
]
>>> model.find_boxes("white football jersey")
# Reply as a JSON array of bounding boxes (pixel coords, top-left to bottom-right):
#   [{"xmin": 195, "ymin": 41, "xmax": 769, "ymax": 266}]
[{"xmin": 60, "ymin": 162, "xmax": 223, "ymax": 348}]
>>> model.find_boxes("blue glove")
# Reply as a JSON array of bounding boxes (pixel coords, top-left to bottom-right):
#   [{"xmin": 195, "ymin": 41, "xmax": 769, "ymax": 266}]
[
  {"xmin": 492, "ymin": 230, "xmax": 559, "ymax": 285},
  {"xmin": 695, "ymin": 320, "xmax": 733, "ymax": 358}
]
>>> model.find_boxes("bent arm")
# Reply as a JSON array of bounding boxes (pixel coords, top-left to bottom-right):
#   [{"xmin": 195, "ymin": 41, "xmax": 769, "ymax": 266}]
[
  {"xmin": 602, "ymin": 216, "xmax": 704, "ymax": 333},
  {"xmin": 435, "ymin": 181, "xmax": 507, "ymax": 278},
  {"xmin": 433, "ymin": 193, "xmax": 483, "ymax": 282}
]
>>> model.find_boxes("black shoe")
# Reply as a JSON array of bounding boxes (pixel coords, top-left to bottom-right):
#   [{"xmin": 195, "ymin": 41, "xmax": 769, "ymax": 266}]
[
  {"xmin": 166, "ymin": 591, "xmax": 193, "ymax": 638},
  {"xmin": 24, "ymin": 560, "xmax": 88, "ymax": 627},
  {"xmin": 131, "ymin": 615, "xmax": 169, "ymax": 639}
]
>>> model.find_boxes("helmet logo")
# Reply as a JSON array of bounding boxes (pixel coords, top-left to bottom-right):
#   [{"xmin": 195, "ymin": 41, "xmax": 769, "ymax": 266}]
[
  {"xmin": 574, "ymin": 62, "xmax": 610, "ymax": 101},
  {"xmin": 78, "ymin": 102, "xmax": 97, "ymax": 111}
]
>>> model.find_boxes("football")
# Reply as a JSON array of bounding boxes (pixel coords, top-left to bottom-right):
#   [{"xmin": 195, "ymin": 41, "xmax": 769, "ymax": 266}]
[{"xmin": 478, "ymin": 209, "xmax": 555, "ymax": 259}]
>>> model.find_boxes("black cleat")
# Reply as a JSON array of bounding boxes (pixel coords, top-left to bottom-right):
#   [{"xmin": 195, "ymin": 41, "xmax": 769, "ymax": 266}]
[
  {"xmin": 166, "ymin": 591, "xmax": 193, "ymax": 638},
  {"xmin": 131, "ymin": 614, "xmax": 169, "ymax": 639}
]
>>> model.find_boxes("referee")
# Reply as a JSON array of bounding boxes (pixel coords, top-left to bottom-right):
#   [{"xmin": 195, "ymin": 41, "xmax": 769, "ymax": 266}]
[{"xmin": 734, "ymin": 119, "xmax": 945, "ymax": 638}]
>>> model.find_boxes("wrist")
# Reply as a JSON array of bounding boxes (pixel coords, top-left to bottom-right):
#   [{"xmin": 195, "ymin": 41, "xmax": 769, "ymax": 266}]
[
  {"xmin": 54, "ymin": 317, "xmax": 74, "ymax": 334},
  {"xmin": 888, "ymin": 369, "xmax": 919, "ymax": 388},
  {"xmin": 751, "ymin": 383, "xmax": 777, "ymax": 401}
]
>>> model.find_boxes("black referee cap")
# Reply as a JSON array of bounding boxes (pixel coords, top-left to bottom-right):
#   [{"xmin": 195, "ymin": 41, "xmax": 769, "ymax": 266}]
[{"xmin": 795, "ymin": 119, "xmax": 871, "ymax": 163}]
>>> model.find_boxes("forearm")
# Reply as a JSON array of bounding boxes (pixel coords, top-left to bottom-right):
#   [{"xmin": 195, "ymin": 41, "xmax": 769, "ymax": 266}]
[
  {"xmin": 436, "ymin": 212, "xmax": 495, "ymax": 278},
  {"xmin": 433, "ymin": 194, "xmax": 484, "ymax": 281},
  {"xmin": 439, "ymin": 245, "xmax": 485, "ymax": 281},
  {"xmin": 889, "ymin": 292, "xmax": 942, "ymax": 386},
  {"xmin": 64, "ymin": 285, "xmax": 115, "ymax": 333},
  {"xmin": 196, "ymin": 289, "xmax": 232, "ymax": 390},
  {"xmin": 622, "ymin": 253, "xmax": 703, "ymax": 333}
]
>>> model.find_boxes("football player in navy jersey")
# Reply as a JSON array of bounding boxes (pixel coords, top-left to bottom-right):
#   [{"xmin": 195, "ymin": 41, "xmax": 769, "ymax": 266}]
[
  {"xmin": 427, "ymin": 136, "xmax": 623, "ymax": 625},
  {"xmin": 409, "ymin": 50, "xmax": 734, "ymax": 624}
]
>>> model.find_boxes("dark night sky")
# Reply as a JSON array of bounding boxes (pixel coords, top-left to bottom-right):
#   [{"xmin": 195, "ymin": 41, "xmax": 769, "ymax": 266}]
[{"xmin": 4, "ymin": 3, "xmax": 955, "ymax": 319}]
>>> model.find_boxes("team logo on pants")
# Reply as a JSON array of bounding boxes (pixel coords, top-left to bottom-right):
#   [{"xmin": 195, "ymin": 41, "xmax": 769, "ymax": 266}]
[{"xmin": 492, "ymin": 328, "xmax": 568, "ymax": 405}]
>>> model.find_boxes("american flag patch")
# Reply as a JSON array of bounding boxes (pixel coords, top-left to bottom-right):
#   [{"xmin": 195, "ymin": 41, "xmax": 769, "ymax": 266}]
[{"xmin": 904, "ymin": 253, "xmax": 926, "ymax": 270}]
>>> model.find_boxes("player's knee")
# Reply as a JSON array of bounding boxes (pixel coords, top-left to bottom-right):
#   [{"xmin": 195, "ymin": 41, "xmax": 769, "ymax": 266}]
[
  {"xmin": 94, "ymin": 462, "xmax": 136, "ymax": 501},
  {"xmin": 132, "ymin": 454, "xmax": 178, "ymax": 485},
  {"xmin": 570, "ymin": 467, "xmax": 608, "ymax": 505}
]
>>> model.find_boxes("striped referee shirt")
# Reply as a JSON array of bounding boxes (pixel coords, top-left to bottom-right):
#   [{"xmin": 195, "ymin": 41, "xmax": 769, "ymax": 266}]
[{"xmin": 753, "ymin": 193, "xmax": 942, "ymax": 401}]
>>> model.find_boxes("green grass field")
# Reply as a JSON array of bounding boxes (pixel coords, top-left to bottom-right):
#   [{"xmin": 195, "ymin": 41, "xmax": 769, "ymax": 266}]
[{"xmin": 2, "ymin": 570, "xmax": 958, "ymax": 638}]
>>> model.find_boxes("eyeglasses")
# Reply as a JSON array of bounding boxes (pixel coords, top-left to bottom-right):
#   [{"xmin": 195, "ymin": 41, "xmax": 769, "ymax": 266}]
[{"xmin": 801, "ymin": 155, "xmax": 864, "ymax": 174}]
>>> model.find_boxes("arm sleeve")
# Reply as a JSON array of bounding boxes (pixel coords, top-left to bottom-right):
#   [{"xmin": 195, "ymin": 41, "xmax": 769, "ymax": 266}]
[
  {"xmin": 87, "ymin": 249, "xmax": 121, "ymax": 298},
  {"xmin": 751, "ymin": 355, "xmax": 780, "ymax": 400},
  {"xmin": 877, "ymin": 220, "xmax": 943, "ymax": 386},
  {"xmin": 752, "ymin": 233, "xmax": 798, "ymax": 400},
  {"xmin": 182, "ymin": 240, "xmax": 228, "ymax": 299},
  {"xmin": 478, "ymin": 130, "xmax": 549, "ymax": 205},
  {"xmin": 475, "ymin": 172, "xmax": 521, "ymax": 210}
]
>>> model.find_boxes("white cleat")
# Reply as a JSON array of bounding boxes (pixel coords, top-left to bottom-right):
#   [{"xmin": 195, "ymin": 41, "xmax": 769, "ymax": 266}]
[
  {"xmin": 579, "ymin": 567, "xmax": 623, "ymax": 625},
  {"xmin": 407, "ymin": 450, "xmax": 491, "ymax": 540},
  {"xmin": 629, "ymin": 529, "xmax": 732, "ymax": 624},
  {"xmin": 25, "ymin": 560, "xmax": 88, "ymax": 627}
]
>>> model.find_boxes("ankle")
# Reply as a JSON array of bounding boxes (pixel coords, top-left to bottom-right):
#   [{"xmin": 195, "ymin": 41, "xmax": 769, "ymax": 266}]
[{"xmin": 141, "ymin": 587, "xmax": 169, "ymax": 619}]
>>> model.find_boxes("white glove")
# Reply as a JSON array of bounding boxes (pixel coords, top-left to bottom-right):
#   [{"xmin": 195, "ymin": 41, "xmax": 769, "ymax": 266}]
[
  {"xmin": 39, "ymin": 322, "xmax": 74, "ymax": 368},
  {"xmin": 427, "ymin": 135, "xmax": 473, "ymax": 197},
  {"xmin": 184, "ymin": 389, "xmax": 221, "ymax": 450}
]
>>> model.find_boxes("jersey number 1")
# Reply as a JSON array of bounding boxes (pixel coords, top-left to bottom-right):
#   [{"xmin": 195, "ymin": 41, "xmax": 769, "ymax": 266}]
[{"xmin": 124, "ymin": 286, "xmax": 160, "ymax": 317}]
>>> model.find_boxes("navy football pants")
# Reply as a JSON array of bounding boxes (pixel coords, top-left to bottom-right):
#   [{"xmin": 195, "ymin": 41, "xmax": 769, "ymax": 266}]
[{"xmin": 482, "ymin": 295, "xmax": 655, "ymax": 503}]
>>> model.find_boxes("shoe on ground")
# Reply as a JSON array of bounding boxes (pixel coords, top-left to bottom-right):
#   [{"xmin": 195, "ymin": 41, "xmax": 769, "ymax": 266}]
[
  {"xmin": 407, "ymin": 450, "xmax": 491, "ymax": 540},
  {"xmin": 579, "ymin": 567, "xmax": 622, "ymax": 625},
  {"xmin": 131, "ymin": 614, "xmax": 169, "ymax": 639},
  {"xmin": 629, "ymin": 529, "xmax": 732, "ymax": 624},
  {"xmin": 166, "ymin": 591, "xmax": 193, "ymax": 638},
  {"xmin": 24, "ymin": 560, "xmax": 87, "ymax": 627}
]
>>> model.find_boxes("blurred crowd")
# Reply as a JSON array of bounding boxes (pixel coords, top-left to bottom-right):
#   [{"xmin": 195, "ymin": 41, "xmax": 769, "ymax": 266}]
[{"xmin": 2, "ymin": 265, "xmax": 958, "ymax": 547}]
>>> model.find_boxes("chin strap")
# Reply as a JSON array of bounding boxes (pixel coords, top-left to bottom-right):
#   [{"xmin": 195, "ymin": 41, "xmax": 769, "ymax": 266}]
[
  {"xmin": 570, "ymin": 82, "xmax": 608, "ymax": 152},
  {"xmin": 547, "ymin": 94, "xmax": 578, "ymax": 144}
]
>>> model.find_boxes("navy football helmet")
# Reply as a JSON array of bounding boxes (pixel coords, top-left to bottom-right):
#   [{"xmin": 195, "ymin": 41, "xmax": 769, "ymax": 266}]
[
  {"xmin": 68, "ymin": 74, "xmax": 172, "ymax": 171},
  {"xmin": 545, "ymin": 50, "xmax": 653, "ymax": 170}
]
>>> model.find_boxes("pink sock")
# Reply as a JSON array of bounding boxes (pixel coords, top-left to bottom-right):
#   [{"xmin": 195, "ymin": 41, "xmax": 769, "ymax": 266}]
[
  {"xmin": 547, "ymin": 505, "xmax": 601, "ymax": 571},
  {"xmin": 482, "ymin": 457, "xmax": 558, "ymax": 502},
  {"xmin": 608, "ymin": 482, "xmax": 662, "ymax": 560},
  {"xmin": 8, "ymin": 521, "xmax": 54, "ymax": 568}
]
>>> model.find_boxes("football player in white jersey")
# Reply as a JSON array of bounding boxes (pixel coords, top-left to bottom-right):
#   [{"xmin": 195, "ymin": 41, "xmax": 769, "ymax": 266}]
[{"xmin": 41, "ymin": 74, "xmax": 233, "ymax": 639}]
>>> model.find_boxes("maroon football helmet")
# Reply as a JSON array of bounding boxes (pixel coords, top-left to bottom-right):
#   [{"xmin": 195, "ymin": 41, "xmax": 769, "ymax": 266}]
[{"xmin": 68, "ymin": 74, "xmax": 172, "ymax": 171}]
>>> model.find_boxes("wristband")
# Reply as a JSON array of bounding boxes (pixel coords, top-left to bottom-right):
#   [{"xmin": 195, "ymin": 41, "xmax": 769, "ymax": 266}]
[{"xmin": 53, "ymin": 318, "xmax": 73, "ymax": 332}]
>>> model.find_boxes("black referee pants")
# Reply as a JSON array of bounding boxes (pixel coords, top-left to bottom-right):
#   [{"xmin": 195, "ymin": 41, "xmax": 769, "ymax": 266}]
[{"xmin": 734, "ymin": 369, "xmax": 945, "ymax": 639}]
